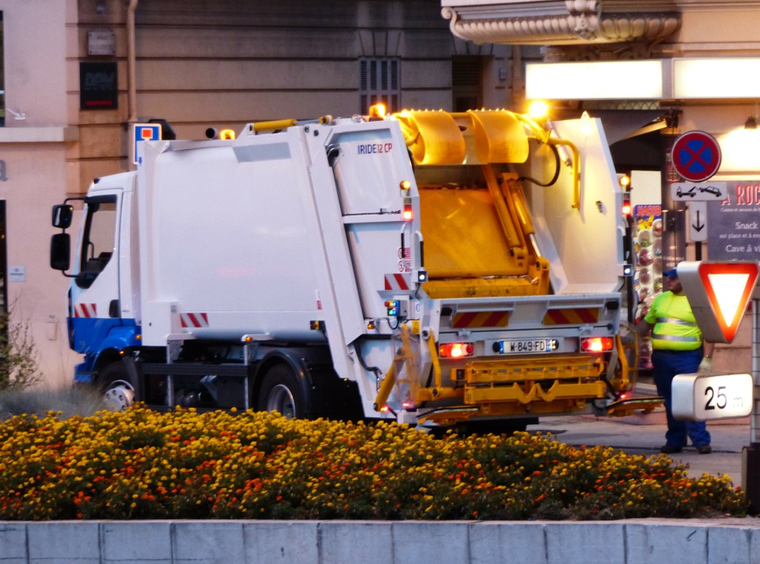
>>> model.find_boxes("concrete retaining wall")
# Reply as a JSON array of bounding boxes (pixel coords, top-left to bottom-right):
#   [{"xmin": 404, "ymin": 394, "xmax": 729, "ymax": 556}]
[{"xmin": 1, "ymin": 519, "xmax": 760, "ymax": 564}]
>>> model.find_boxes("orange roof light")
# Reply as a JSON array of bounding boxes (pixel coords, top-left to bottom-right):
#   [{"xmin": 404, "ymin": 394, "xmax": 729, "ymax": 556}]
[
  {"xmin": 528, "ymin": 100, "xmax": 549, "ymax": 120},
  {"xmin": 369, "ymin": 103, "xmax": 387, "ymax": 120}
]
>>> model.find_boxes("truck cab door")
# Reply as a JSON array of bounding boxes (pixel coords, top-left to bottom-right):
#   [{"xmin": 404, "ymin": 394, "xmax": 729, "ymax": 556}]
[{"xmin": 70, "ymin": 192, "xmax": 122, "ymax": 355}]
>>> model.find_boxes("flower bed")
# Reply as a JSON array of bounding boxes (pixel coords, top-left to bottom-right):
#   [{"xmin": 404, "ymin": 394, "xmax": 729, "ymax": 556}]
[{"xmin": 0, "ymin": 406, "xmax": 746, "ymax": 520}]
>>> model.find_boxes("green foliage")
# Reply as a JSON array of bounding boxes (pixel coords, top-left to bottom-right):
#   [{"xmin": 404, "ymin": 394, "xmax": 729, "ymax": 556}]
[
  {"xmin": 0, "ymin": 308, "xmax": 41, "ymax": 392},
  {"xmin": 0, "ymin": 406, "xmax": 747, "ymax": 521}
]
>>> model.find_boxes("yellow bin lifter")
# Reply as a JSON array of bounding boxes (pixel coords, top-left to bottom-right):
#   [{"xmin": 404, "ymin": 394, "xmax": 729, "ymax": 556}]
[{"xmin": 394, "ymin": 109, "xmax": 553, "ymax": 299}]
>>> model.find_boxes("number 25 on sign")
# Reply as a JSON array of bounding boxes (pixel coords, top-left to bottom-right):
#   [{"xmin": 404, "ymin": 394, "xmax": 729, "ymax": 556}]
[{"xmin": 672, "ymin": 373, "xmax": 753, "ymax": 421}]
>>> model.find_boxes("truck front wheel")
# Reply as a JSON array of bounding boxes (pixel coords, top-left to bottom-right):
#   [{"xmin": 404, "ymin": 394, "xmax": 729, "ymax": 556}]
[
  {"xmin": 257, "ymin": 364, "xmax": 305, "ymax": 418},
  {"xmin": 97, "ymin": 362, "xmax": 135, "ymax": 412}
]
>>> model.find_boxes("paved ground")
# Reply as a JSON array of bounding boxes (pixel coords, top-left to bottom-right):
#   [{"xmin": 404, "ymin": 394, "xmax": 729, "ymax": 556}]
[
  {"xmin": 528, "ymin": 412, "xmax": 750, "ymax": 483},
  {"xmin": 522, "ymin": 374, "xmax": 754, "ymax": 484}
]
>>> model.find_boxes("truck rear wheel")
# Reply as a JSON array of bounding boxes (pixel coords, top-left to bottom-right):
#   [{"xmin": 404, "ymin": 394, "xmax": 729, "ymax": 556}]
[{"xmin": 257, "ymin": 364, "xmax": 305, "ymax": 418}]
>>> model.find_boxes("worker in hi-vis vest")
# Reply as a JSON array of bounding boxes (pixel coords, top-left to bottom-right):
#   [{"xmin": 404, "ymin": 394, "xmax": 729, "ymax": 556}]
[{"xmin": 637, "ymin": 266, "xmax": 714, "ymax": 454}]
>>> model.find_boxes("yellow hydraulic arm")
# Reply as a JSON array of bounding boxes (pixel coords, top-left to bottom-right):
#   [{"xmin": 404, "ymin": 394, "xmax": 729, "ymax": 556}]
[{"xmin": 514, "ymin": 113, "xmax": 581, "ymax": 209}]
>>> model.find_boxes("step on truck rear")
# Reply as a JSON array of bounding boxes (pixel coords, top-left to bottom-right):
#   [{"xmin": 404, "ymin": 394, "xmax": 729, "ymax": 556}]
[{"xmin": 50, "ymin": 105, "xmax": 657, "ymax": 427}]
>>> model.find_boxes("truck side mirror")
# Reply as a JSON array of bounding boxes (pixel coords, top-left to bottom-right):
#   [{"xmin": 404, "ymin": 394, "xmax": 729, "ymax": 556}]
[
  {"xmin": 50, "ymin": 233, "xmax": 71, "ymax": 271},
  {"xmin": 52, "ymin": 205, "xmax": 74, "ymax": 229}
]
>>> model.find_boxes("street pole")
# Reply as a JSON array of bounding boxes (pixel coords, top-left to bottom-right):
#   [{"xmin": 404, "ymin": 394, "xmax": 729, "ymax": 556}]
[
  {"xmin": 624, "ymin": 218, "xmax": 634, "ymax": 324},
  {"xmin": 743, "ymin": 297, "xmax": 760, "ymax": 512}
]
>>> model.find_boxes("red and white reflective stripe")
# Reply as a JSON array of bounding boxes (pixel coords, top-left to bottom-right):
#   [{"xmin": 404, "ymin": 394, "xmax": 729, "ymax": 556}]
[
  {"xmin": 384, "ymin": 273, "xmax": 411, "ymax": 291},
  {"xmin": 180, "ymin": 312, "xmax": 209, "ymax": 328},
  {"xmin": 543, "ymin": 308, "xmax": 600, "ymax": 325},
  {"xmin": 74, "ymin": 303, "xmax": 98, "ymax": 318},
  {"xmin": 452, "ymin": 311, "xmax": 510, "ymax": 329}
]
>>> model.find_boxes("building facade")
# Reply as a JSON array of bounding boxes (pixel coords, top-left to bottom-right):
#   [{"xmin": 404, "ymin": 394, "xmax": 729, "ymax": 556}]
[
  {"xmin": 7, "ymin": 0, "xmax": 759, "ymax": 386},
  {"xmin": 0, "ymin": 0, "xmax": 79, "ymax": 385},
  {"xmin": 7, "ymin": 0, "xmax": 527, "ymax": 386}
]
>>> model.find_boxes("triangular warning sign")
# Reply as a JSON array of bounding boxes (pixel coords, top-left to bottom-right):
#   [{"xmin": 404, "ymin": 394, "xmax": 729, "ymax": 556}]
[{"xmin": 699, "ymin": 262, "xmax": 758, "ymax": 342}]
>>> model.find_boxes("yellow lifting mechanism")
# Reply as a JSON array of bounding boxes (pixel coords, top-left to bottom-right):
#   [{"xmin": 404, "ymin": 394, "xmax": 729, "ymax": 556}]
[{"xmin": 392, "ymin": 109, "xmax": 581, "ymax": 209}]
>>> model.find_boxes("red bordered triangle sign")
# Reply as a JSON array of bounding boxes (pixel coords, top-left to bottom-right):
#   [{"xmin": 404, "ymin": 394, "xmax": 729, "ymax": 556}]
[
  {"xmin": 678, "ymin": 261, "xmax": 759, "ymax": 344},
  {"xmin": 699, "ymin": 262, "xmax": 758, "ymax": 342}
]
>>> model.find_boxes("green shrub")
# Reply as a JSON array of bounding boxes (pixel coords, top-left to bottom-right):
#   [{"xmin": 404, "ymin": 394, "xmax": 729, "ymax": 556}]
[
  {"xmin": 0, "ymin": 406, "xmax": 746, "ymax": 521},
  {"xmin": 0, "ymin": 308, "xmax": 41, "ymax": 392}
]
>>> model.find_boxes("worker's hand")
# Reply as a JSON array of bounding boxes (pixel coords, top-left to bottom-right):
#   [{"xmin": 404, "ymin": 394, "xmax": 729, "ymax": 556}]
[{"xmin": 698, "ymin": 356, "xmax": 713, "ymax": 373}]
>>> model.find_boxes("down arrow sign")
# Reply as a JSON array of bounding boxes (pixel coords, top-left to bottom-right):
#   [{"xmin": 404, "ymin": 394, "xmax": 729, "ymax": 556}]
[
  {"xmin": 689, "ymin": 201, "xmax": 707, "ymax": 242},
  {"xmin": 693, "ymin": 209, "xmax": 705, "ymax": 232}
]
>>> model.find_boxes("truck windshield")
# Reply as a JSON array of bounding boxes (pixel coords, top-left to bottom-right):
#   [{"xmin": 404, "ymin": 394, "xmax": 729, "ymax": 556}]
[{"xmin": 77, "ymin": 195, "xmax": 117, "ymax": 288}]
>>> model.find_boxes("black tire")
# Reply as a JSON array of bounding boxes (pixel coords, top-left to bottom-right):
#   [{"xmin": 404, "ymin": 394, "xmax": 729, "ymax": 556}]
[
  {"xmin": 96, "ymin": 362, "xmax": 135, "ymax": 411},
  {"xmin": 257, "ymin": 364, "xmax": 307, "ymax": 418}
]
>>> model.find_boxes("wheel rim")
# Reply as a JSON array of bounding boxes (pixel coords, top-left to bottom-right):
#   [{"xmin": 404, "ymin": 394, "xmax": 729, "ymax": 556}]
[
  {"xmin": 104, "ymin": 380, "xmax": 135, "ymax": 411},
  {"xmin": 266, "ymin": 384, "xmax": 296, "ymax": 418}
]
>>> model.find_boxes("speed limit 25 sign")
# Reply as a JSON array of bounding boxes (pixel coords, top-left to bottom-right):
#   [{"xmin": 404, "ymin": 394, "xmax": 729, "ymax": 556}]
[{"xmin": 672, "ymin": 372, "xmax": 753, "ymax": 421}]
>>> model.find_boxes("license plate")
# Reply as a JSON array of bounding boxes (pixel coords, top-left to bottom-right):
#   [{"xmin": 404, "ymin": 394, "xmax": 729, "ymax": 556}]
[{"xmin": 496, "ymin": 339, "xmax": 559, "ymax": 354}]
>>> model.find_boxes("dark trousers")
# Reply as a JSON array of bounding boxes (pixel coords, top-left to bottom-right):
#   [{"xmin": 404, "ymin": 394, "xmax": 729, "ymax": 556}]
[{"xmin": 652, "ymin": 349, "xmax": 711, "ymax": 448}]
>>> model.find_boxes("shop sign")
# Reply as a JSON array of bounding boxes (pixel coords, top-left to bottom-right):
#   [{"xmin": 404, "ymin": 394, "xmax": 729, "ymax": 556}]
[
  {"xmin": 707, "ymin": 180, "xmax": 760, "ymax": 260},
  {"xmin": 80, "ymin": 62, "xmax": 118, "ymax": 110}
]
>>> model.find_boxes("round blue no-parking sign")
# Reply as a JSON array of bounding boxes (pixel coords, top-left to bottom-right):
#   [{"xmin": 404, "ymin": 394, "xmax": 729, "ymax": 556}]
[{"xmin": 671, "ymin": 130, "xmax": 722, "ymax": 183}]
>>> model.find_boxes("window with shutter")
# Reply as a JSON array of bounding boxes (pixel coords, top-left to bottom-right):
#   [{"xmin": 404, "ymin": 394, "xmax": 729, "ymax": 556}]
[{"xmin": 359, "ymin": 58, "xmax": 400, "ymax": 115}]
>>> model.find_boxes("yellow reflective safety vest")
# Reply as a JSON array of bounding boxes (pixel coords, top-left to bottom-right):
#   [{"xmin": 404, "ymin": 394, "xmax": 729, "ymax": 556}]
[{"xmin": 644, "ymin": 291, "xmax": 702, "ymax": 351}]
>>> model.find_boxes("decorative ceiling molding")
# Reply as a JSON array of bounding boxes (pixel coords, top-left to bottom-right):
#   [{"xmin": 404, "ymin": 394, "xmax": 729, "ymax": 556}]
[{"xmin": 441, "ymin": 1, "xmax": 682, "ymax": 46}]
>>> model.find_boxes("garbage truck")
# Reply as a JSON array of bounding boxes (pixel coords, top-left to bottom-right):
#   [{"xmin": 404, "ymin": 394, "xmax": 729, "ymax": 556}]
[{"xmin": 50, "ymin": 105, "xmax": 658, "ymax": 428}]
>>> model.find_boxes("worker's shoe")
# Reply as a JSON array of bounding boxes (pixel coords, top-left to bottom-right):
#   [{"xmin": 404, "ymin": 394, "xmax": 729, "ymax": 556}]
[
  {"xmin": 660, "ymin": 444, "xmax": 683, "ymax": 454},
  {"xmin": 697, "ymin": 445, "xmax": 712, "ymax": 455}
]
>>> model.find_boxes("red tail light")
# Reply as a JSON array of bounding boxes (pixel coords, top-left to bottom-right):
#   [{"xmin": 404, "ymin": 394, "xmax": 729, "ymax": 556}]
[
  {"xmin": 439, "ymin": 342, "xmax": 474, "ymax": 358},
  {"xmin": 580, "ymin": 336, "xmax": 614, "ymax": 353},
  {"xmin": 621, "ymin": 188, "xmax": 632, "ymax": 223}
]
